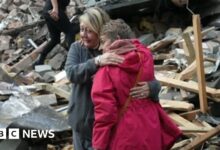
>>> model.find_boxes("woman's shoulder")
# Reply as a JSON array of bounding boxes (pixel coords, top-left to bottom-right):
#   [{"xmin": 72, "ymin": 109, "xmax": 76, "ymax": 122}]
[
  {"xmin": 71, "ymin": 41, "xmax": 81, "ymax": 47},
  {"xmin": 70, "ymin": 41, "xmax": 87, "ymax": 51}
]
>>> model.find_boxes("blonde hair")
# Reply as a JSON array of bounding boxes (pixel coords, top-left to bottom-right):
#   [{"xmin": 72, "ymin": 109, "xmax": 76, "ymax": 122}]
[{"xmin": 79, "ymin": 7, "xmax": 110, "ymax": 35}]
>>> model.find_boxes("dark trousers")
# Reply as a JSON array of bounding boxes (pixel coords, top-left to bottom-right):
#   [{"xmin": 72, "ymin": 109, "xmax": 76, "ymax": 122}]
[
  {"xmin": 72, "ymin": 129, "xmax": 93, "ymax": 150},
  {"xmin": 36, "ymin": 0, "xmax": 77, "ymax": 65}
]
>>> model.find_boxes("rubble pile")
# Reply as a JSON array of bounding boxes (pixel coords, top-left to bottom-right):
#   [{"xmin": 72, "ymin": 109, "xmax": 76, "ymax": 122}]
[
  {"xmin": 0, "ymin": 0, "xmax": 76, "ymax": 71},
  {"xmin": 0, "ymin": 0, "xmax": 76, "ymax": 149}
]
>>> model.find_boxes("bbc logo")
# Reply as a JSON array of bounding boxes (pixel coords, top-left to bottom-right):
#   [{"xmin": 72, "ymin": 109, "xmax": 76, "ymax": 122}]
[
  {"xmin": 0, "ymin": 128, "xmax": 55, "ymax": 139},
  {"xmin": 0, "ymin": 128, "xmax": 19, "ymax": 139}
]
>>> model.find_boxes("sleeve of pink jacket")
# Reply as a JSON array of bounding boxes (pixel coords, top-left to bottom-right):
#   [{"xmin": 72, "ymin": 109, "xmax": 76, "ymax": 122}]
[{"xmin": 91, "ymin": 67, "xmax": 118, "ymax": 150}]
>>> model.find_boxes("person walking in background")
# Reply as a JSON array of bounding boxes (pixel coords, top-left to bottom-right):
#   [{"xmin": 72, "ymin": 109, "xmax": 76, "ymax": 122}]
[
  {"xmin": 34, "ymin": 0, "xmax": 78, "ymax": 65},
  {"xmin": 91, "ymin": 19, "xmax": 182, "ymax": 150},
  {"xmin": 65, "ymin": 7, "xmax": 161, "ymax": 150}
]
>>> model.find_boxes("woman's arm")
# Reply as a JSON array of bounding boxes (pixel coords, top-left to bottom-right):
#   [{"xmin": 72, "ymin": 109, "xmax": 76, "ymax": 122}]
[
  {"xmin": 95, "ymin": 52, "xmax": 124, "ymax": 66},
  {"xmin": 50, "ymin": 0, "xmax": 59, "ymax": 21},
  {"xmin": 65, "ymin": 43, "xmax": 98, "ymax": 84},
  {"xmin": 148, "ymin": 80, "xmax": 161, "ymax": 101},
  {"xmin": 65, "ymin": 43, "xmax": 125, "ymax": 84},
  {"xmin": 130, "ymin": 80, "xmax": 161, "ymax": 102},
  {"xmin": 91, "ymin": 67, "xmax": 118, "ymax": 150}
]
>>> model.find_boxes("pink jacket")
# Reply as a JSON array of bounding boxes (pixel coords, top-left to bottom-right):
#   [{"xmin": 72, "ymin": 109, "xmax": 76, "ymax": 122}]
[{"xmin": 91, "ymin": 40, "xmax": 182, "ymax": 150}]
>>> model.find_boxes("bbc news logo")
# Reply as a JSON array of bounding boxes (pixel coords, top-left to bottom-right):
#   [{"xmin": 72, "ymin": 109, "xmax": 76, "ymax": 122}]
[{"xmin": 0, "ymin": 128, "xmax": 55, "ymax": 139}]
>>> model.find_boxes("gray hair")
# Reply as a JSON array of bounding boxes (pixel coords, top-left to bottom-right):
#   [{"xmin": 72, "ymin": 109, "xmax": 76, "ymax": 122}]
[{"xmin": 101, "ymin": 19, "xmax": 135, "ymax": 41}]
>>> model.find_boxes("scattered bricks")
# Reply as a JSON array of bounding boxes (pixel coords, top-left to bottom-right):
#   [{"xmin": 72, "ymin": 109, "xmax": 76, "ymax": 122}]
[
  {"xmin": 0, "ymin": 64, "xmax": 15, "ymax": 83},
  {"xmin": 28, "ymin": 6, "xmax": 42, "ymax": 20},
  {"xmin": 0, "ymin": 0, "xmax": 13, "ymax": 10},
  {"xmin": 47, "ymin": 44, "xmax": 66, "ymax": 59},
  {"xmin": 0, "ymin": 9, "xmax": 7, "ymax": 20},
  {"xmin": 7, "ymin": 8, "xmax": 20, "ymax": 17},
  {"xmin": 13, "ymin": 0, "xmax": 22, "ymax": 6},
  {"xmin": 20, "ymin": 0, "xmax": 29, "ymax": 4},
  {"xmin": 55, "ymin": 70, "xmax": 67, "ymax": 83},
  {"xmin": 13, "ymin": 48, "xmax": 24, "ymax": 55},
  {"xmin": 2, "ymin": 50, "xmax": 14, "ymax": 64},
  {"xmin": 7, "ymin": 20, "xmax": 24, "ymax": 30},
  {"xmin": 19, "ymin": 4, "xmax": 29, "ymax": 12},
  {"xmin": 0, "ymin": 36, "xmax": 12, "ymax": 51},
  {"xmin": 42, "ymin": 71, "xmax": 56, "ymax": 83},
  {"xmin": 7, "ymin": 3, "xmax": 17, "ymax": 12},
  {"xmin": 48, "ymin": 53, "xmax": 65, "ymax": 70},
  {"xmin": 34, "ymin": 0, "xmax": 45, "ymax": 7},
  {"xmin": 35, "ymin": 64, "xmax": 52, "ymax": 74}
]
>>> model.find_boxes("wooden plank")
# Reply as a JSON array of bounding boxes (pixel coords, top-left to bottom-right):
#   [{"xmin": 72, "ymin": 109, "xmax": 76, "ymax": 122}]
[
  {"xmin": 45, "ymin": 84, "xmax": 70, "ymax": 100},
  {"xmin": 10, "ymin": 41, "xmax": 47, "ymax": 73},
  {"xmin": 192, "ymin": 120, "xmax": 213, "ymax": 131},
  {"xmin": 0, "ymin": 20, "xmax": 45, "ymax": 36},
  {"xmin": 169, "ymin": 113, "xmax": 212, "ymax": 133},
  {"xmin": 176, "ymin": 60, "xmax": 196, "ymax": 99},
  {"xmin": 181, "ymin": 124, "xmax": 220, "ymax": 150},
  {"xmin": 193, "ymin": 15, "xmax": 208, "ymax": 113},
  {"xmin": 180, "ymin": 89, "xmax": 189, "ymax": 100},
  {"xmin": 171, "ymin": 139, "xmax": 191, "ymax": 150},
  {"xmin": 201, "ymin": 121, "xmax": 213, "ymax": 130},
  {"xmin": 54, "ymin": 70, "xmax": 70, "ymax": 84},
  {"xmin": 34, "ymin": 83, "xmax": 70, "ymax": 100},
  {"xmin": 157, "ymin": 76, "xmax": 220, "ymax": 101},
  {"xmin": 179, "ymin": 126, "xmax": 211, "ymax": 132},
  {"xmin": 0, "ymin": 64, "xmax": 34, "ymax": 85},
  {"xmin": 154, "ymin": 65, "xmax": 177, "ymax": 71},
  {"xmin": 169, "ymin": 113, "xmax": 199, "ymax": 128},
  {"xmin": 180, "ymin": 109, "xmax": 201, "ymax": 121},
  {"xmin": 183, "ymin": 33, "xmax": 195, "ymax": 64},
  {"xmin": 160, "ymin": 99, "xmax": 194, "ymax": 111},
  {"xmin": 153, "ymin": 53, "xmax": 174, "ymax": 60},
  {"xmin": 175, "ymin": 26, "xmax": 215, "ymax": 44},
  {"xmin": 205, "ymin": 57, "xmax": 216, "ymax": 63},
  {"xmin": 201, "ymin": 26, "xmax": 216, "ymax": 36},
  {"xmin": 149, "ymin": 36, "xmax": 176, "ymax": 51}
]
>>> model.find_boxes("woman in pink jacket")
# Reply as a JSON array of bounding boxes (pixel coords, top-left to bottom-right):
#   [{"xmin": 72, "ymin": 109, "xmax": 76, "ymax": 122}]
[{"xmin": 91, "ymin": 19, "xmax": 182, "ymax": 150}]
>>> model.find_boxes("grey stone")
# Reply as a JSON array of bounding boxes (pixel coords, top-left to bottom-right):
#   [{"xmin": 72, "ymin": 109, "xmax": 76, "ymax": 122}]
[
  {"xmin": 48, "ymin": 53, "xmax": 65, "ymax": 70},
  {"xmin": 139, "ymin": 33, "xmax": 155, "ymax": 45},
  {"xmin": 34, "ymin": 65, "xmax": 52, "ymax": 73},
  {"xmin": 0, "ymin": 36, "xmax": 12, "ymax": 51}
]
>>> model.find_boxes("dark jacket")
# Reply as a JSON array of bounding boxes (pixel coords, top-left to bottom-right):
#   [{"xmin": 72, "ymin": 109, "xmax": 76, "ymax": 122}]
[{"xmin": 65, "ymin": 41, "xmax": 101, "ymax": 139}]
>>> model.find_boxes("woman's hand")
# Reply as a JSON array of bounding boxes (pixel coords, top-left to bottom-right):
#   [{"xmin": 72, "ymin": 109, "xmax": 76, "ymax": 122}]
[
  {"xmin": 49, "ymin": 9, "xmax": 59, "ymax": 21},
  {"xmin": 171, "ymin": 0, "xmax": 187, "ymax": 7},
  {"xmin": 130, "ymin": 82, "xmax": 150, "ymax": 99},
  {"xmin": 98, "ymin": 53, "xmax": 124, "ymax": 66},
  {"xmin": 50, "ymin": 0, "xmax": 59, "ymax": 21}
]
